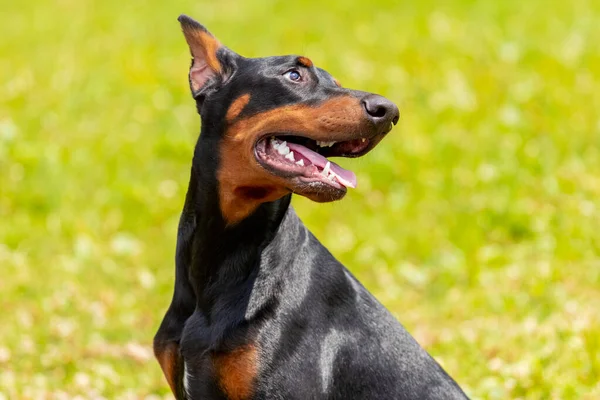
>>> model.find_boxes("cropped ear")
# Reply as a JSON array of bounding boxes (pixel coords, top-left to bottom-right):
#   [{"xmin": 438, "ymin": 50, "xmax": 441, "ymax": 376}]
[{"xmin": 178, "ymin": 15, "xmax": 234, "ymax": 95}]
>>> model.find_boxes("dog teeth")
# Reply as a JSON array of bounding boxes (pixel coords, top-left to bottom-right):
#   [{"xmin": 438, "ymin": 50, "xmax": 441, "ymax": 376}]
[
  {"xmin": 322, "ymin": 161, "xmax": 331, "ymax": 176},
  {"xmin": 285, "ymin": 151, "xmax": 295, "ymax": 162},
  {"xmin": 361, "ymin": 138, "xmax": 366, "ymax": 142},
  {"xmin": 295, "ymin": 159, "xmax": 304, "ymax": 166},
  {"xmin": 276, "ymin": 141, "xmax": 290, "ymax": 155},
  {"xmin": 317, "ymin": 141, "xmax": 336, "ymax": 147}
]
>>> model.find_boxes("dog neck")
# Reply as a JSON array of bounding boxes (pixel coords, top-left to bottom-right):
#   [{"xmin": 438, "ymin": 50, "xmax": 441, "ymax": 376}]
[{"xmin": 181, "ymin": 131, "xmax": 295, "ymax": 325}]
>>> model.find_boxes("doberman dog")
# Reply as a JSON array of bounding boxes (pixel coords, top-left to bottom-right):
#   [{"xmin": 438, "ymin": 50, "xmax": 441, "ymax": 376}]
[{"xmin": 153, "ymin": 14, "xmax": 468, "ymax": 400}]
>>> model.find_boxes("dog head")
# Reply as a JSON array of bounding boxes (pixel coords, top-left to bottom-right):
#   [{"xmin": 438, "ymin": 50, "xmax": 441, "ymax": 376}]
[{"xmin": 178, "ymin": 15, "xmax": 399, "ymax": 224}]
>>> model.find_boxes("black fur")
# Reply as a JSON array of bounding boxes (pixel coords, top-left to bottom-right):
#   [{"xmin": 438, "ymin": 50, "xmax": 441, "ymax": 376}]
[{"xmin": 154, "ymin": 15, "xmax": 468, "ymax": 400}]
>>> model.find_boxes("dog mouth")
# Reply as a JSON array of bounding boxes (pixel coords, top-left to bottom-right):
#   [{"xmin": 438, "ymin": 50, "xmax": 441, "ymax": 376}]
[{"xmin": 254, "ymin": 133, "xmax": 385, "ymax": 191}]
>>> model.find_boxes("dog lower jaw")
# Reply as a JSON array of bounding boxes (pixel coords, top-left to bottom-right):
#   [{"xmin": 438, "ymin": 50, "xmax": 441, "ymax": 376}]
[{"xmin": 254, "ymin": 137, "xmax": 358, "ymax": 192}]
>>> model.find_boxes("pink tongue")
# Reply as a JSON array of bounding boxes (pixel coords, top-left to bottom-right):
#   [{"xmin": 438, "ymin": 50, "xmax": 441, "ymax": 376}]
[{"xmin": 287, "ymin": 142, "xmax": 357, "ymax": 188}]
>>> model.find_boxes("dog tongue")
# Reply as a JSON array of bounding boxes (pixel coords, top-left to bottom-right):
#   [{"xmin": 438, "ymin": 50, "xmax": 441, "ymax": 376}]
[{"xmin": 287, "ymin": 142, "xmax": 357, "ymax": 188}]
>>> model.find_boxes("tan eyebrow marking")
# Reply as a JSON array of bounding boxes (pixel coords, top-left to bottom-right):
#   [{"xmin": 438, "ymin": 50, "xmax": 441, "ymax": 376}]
[{"xmin": 297, "ymin": 56, "xmax": 313, "ymax": 68}]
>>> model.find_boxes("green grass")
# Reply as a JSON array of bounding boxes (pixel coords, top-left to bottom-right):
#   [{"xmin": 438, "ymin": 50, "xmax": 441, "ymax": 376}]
[{"xmin": 2, "ymin": 0, "xmax": 600, "ymax": 398}]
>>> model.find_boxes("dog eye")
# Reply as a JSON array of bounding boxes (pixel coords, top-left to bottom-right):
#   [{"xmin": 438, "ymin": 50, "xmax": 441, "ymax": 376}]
[{"xmin": 284, "ymin": 69, "xmax": 302, "ymax": 82}]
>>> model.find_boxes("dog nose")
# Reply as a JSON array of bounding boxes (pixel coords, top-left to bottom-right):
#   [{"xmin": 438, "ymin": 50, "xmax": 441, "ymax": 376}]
[{"xmin": 362, "ymin": 95, "xmax": 400, "ymax": 127}]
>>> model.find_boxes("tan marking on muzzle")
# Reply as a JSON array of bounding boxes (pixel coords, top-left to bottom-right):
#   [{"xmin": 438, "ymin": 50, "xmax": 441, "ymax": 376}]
[
  {"xmin": 229, "ymin": 96, "xmax": 363, "ymax": 141},
  {"xmin": 218, "ymin": 95, "xmax": 365, "ymax": 225}
]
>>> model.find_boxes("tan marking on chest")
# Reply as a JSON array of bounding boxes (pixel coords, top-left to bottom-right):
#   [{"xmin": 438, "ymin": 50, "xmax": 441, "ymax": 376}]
[
  {"xmin": 154, "ymin": 342, "xmax": 180, "ymax": 395},
  {"xmin": 213, "ymin": 345, "xmax": 259, "ymax": 400}
]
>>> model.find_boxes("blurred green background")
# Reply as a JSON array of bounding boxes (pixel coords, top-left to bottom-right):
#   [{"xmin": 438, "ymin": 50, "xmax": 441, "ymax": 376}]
[{"xmin": 2, "ymin": 0, "xmax": 600, "ymax": 398}]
